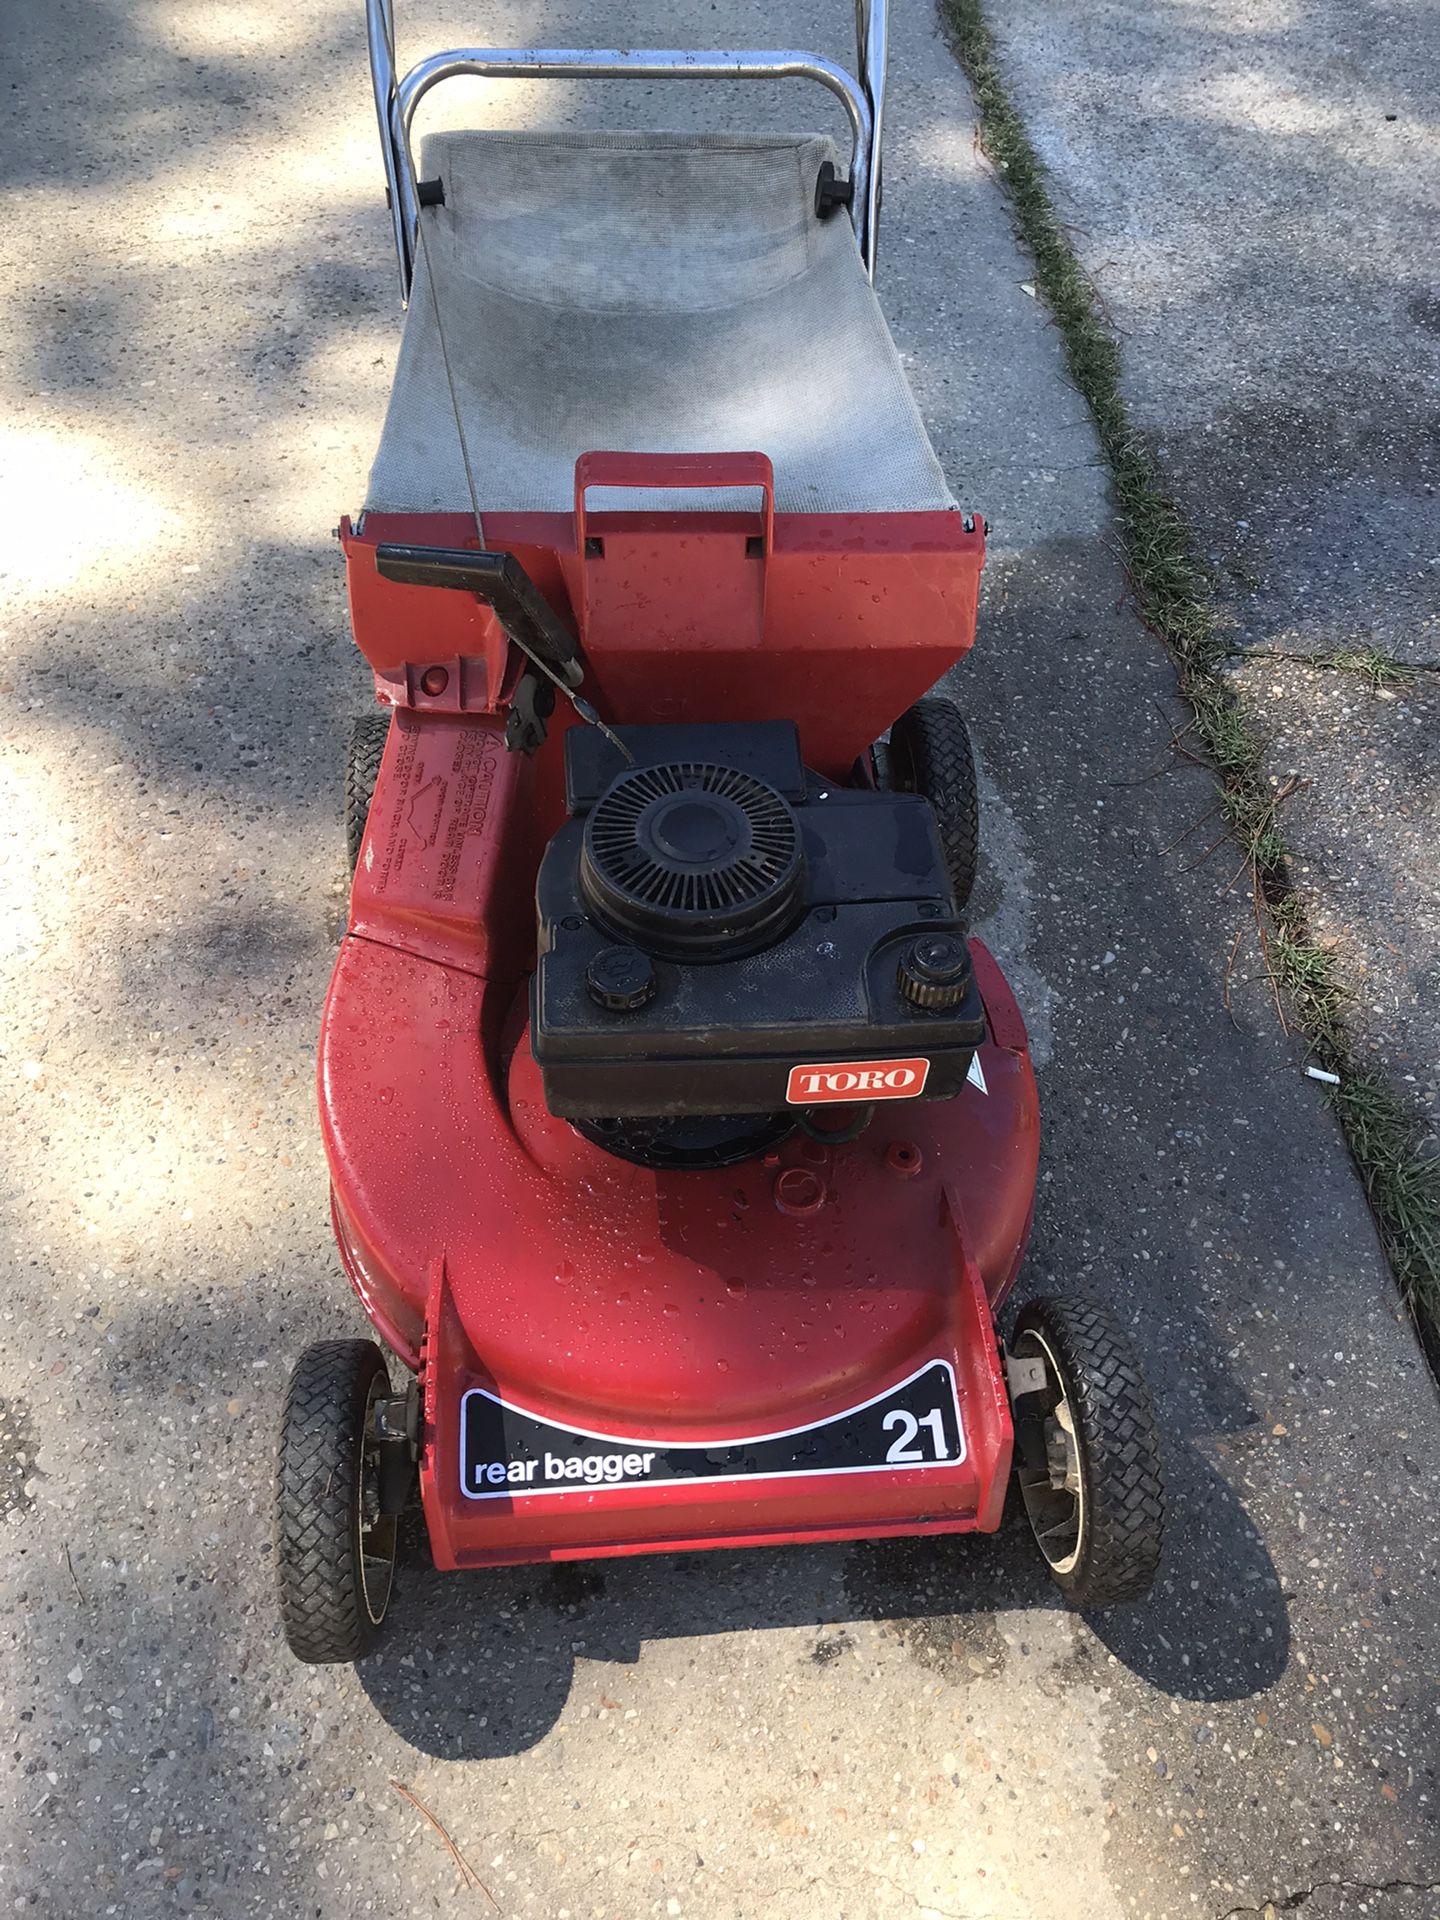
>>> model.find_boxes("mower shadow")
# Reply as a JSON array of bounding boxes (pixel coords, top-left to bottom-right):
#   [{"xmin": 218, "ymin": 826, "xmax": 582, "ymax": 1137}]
[{"xmin": 358, "ymin": 1432, "xmax": 1287, "ymax": 1758}]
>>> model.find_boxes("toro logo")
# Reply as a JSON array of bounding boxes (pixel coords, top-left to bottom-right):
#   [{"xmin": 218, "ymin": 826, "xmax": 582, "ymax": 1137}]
[{"xmin": 786, "ymin": 1056, "xmax": 931, "ymax": 1105}]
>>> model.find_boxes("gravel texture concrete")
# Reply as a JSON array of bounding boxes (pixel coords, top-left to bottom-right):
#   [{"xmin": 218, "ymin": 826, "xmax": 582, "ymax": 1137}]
[
  {"xmin": 981, "ymin": 0, "xmax": 1440, "ymax": 1129},
  {"xmin": 1233, "ymin": 656, "xmax": 1440, "ymax": 1135},
  {"xmin": 2, "ymin": 2, "xmax": 1438, "ymax": 1917}
]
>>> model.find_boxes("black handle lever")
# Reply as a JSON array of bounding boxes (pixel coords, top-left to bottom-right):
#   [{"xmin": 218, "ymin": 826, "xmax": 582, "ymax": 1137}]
[{"xmin": 374, "ymin": 544, "xmax": 583, "ymax": 687}]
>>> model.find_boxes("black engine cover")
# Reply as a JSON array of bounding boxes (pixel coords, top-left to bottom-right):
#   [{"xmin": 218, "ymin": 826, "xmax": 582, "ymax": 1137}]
[{"xmin": 531, "ymin": 721, "xmax": 987, "ymax": 1119}]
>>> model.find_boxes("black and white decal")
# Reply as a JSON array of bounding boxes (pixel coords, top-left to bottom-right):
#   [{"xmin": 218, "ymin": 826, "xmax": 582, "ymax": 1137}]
[{"xmin": 459, "ymin": 1360, "xmax": 965, "ymax": 1500}]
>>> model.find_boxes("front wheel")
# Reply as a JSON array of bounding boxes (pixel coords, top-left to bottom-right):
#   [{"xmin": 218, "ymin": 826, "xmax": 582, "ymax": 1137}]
[
  {"xmin": 1009, "ymin": 1297, "xmax": 1165, "ymax": 1609},
  {"xmin": 275, "ymin": 1339, "xmax": 399, "ymax": 1663},
  {"xmin": 344, "ymin": 712, "xmax": 392, "ymax": 876}
]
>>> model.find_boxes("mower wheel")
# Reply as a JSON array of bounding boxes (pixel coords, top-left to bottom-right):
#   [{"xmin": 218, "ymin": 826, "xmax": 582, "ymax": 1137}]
[
  {"xmin": 275, "ymin": 1339, "xmax": 399, "ymax": 1663},
  {"xmin": 886, "ymin": 698, "xmax": 979, "ymax": 909},
  {"xmin": 344, "ymin": 712, "xmax": 392, "ymax": 875},
  {"xmin": 1009, "ymin": 1297, "xmax": 1165, "ymax": 1610}
]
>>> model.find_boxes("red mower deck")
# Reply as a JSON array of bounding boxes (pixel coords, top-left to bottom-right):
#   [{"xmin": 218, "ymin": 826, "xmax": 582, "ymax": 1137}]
[{"xmin": 322, "ymin": 727, "xmax": 1038, "ymax": 1563}]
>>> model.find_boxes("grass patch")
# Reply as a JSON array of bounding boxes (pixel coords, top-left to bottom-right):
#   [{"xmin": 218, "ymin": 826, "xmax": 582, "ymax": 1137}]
[
  {"xmin": 943, "ymin": 0, "xmax": 1440, "ymax": 1355},
  {"xmin": 1336, "ymin": 1076, "xmax": 1440, "ymax": 1338},
  {"xmin": 1313, "ymin": 646, "xmax": 1416, "ymax": 691},
  {"xmin": 1247, "ymin": 644, "xmax": 1419, "ymax": 690}
]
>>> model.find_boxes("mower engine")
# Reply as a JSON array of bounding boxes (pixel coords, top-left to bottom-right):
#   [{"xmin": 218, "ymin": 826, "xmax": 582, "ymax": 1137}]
[{"xmin": 532, "ymin": 720, "xmax": 987, "ymax": 1167}]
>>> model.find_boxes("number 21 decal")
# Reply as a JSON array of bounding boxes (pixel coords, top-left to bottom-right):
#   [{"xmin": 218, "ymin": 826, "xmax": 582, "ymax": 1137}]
[{"xmin": 883, "ymin": 1407, "xmax": 953, "ymax": 1463}]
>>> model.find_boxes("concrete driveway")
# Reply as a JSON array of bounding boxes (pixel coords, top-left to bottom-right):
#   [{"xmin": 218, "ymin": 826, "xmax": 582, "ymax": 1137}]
[{"xmin": 1, "ymin": 1, "xmax": 1436, "ymax": 1915}]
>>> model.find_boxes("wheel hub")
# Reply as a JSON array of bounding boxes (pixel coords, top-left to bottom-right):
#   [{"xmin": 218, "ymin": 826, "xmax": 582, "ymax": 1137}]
[
  {"xmin": 358, "ymin": 1372, "xmax": 398, "ymax": 1627},
  {"xmin": 1012, "ymin": 1328, "xmax": 1086, "ymax": 1577},
  {"xmin": 1046, "ymin": 1398, "xmax": 1081, "ymax": 1494}
]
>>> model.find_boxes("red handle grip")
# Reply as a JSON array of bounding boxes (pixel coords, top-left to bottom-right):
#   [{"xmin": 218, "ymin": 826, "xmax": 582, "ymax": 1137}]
[{"xmin": 573, "ymin": 451, "xmax": 775, "ymax": 552}]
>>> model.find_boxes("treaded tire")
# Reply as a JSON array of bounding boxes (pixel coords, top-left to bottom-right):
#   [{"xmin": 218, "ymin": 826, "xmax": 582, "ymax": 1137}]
[
  {"xmin": 1011, "ymin": 1296, "xmax": 1165, "ymax": 1609},
  {"xmin": 344, "ymin": 712, "xmax": 392, "ymax": 876},
  {"xmin": 275, "ymin": 1339, "xmax": 395, "ymax": 1664},
  {"xmin": 886, "ymin": 698, "xmax": 980, "ymax": 909}
]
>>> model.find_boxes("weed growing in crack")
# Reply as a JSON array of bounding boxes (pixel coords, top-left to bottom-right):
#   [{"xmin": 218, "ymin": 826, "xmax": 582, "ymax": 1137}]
[{"xmin": 1313, "ymin": 646, "xmax": 1417, "ymax": 691}]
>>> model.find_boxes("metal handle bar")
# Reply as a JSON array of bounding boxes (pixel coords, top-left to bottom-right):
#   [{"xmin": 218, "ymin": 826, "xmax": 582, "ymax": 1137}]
[
  {"xmin": 366, "ymin": 2, "xmax": 891, "ymax": 300},
  {"xmin": 389, "ymin": 49, "xmax": 871, "ymax": 293},
  {"xmin": 853, "ymin": 0, "xmax": 888, "ymax": 262}
]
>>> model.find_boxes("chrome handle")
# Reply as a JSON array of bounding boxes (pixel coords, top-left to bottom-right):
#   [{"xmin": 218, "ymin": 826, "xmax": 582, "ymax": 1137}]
[{"xmin": 365, "ymin": 3, "xmax": 893, "ymax": 299}]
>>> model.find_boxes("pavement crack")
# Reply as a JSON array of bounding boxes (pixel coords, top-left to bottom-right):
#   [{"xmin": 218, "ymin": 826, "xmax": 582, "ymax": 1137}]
[
  {"xmin": 1238, "ymin": 645, "xmax": 1439, "ymax": 680},
  {"xmin": 864, "ymin": 1866, "xmax": 974, "ymax": 1918},
  {"xmin": 1218, "ymin": 1877, "xmax": 1440, "ymax": 1917}
]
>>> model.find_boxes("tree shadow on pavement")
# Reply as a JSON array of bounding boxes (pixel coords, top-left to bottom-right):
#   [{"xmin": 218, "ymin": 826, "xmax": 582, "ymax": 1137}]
[{"xmin": 4, "ymin": 0, "xmax": 1434, "ymax": 1910}]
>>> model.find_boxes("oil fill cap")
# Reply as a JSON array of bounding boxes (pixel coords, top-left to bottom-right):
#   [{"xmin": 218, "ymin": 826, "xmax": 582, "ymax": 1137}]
[
  {"xmin": 586, "ymin": 945, "xmax": 657, "ymax": 1013},
  {"xmin": 898, "ymin": 934, "xmax": 971, "ymax": 1010}
]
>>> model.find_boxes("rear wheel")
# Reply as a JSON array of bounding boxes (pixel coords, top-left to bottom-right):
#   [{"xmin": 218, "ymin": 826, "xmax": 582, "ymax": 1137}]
[
  {"xmin": 275, "ymin": 1339, "xmax": 398, "ymax": 1663},
  {"xmin": 344, "ymin": 712, "xmax": 391, "ymax": 875},
  {"xmin": 886, "ymin": 698, "xmax": 979, "ymax": 910},
  {"xmin": 1010, "ymin": 1297, "xmax": 1165, "ymax": 1609}
]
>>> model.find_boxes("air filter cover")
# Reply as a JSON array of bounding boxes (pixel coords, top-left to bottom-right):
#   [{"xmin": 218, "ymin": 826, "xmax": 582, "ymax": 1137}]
[{"xmin": 579, "ymin": 761, "xmax": 803, "ymax": 958}]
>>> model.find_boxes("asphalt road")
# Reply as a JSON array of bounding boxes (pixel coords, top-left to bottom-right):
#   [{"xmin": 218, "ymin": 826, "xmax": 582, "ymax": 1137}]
[
  {"xmin": 1, "ymin": 1, "xmax": 1437, "ymax": 1916},
  {"xmin": 986, "ymin": 0, "xmax": 1440, "ymax": 1134}
]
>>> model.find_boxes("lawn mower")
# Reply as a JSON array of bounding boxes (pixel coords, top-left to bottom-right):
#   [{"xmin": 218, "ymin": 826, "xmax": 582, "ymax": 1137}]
[{"xmin": 274, "ymin": 0, "xmax": 1166, "ymax": 1662}]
